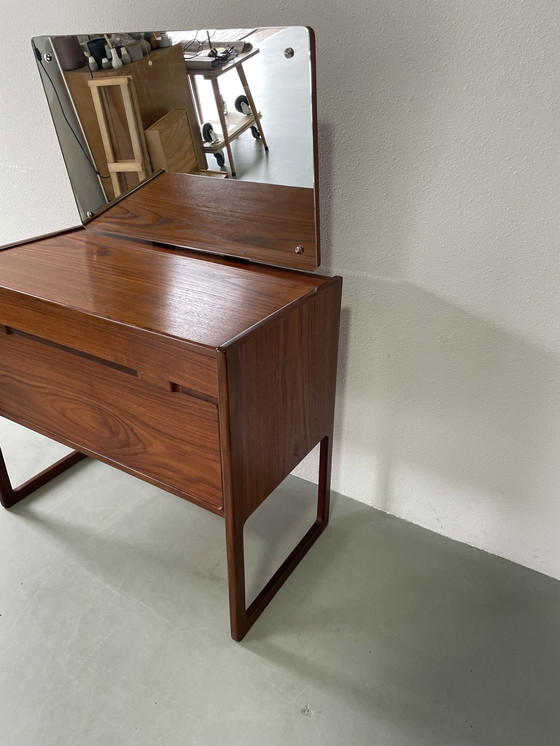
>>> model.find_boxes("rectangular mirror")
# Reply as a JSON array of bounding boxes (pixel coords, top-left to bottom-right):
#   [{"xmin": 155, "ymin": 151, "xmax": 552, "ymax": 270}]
[{"xmin": 31, "ymin": 27, "xmax": 320, "ymax": 269}]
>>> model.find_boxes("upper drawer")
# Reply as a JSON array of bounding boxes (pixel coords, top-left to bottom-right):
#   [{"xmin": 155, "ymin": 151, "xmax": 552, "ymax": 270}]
[
  {"xmin": 0, "ymin": 330, "xmax": 222, "ymax": 510},
  {"xmin": 0, "ymin": 290, "xmax": 217, "ymax": 400}
]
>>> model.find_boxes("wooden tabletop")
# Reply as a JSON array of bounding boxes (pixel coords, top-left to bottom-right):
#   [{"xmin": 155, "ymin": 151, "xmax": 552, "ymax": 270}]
[{"xmin": 0, "ymin": 229, "xmax": 331, "ymax": 349}]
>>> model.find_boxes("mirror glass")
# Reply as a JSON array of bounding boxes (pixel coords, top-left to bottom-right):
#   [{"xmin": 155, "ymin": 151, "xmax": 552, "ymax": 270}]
[{"xmin": 31, "ymin": 27, "xmax": 316, "ymax": 222}]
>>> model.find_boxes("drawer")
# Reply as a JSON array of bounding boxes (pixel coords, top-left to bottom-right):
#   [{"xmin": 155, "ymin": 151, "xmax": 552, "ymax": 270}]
[
  {"xmin": 0, "ymin": 331, "xmax": 223, "ymax": 510},
  {"xmin": 0, "ymin": 290, "xmax": 218, "ymax": 399}
]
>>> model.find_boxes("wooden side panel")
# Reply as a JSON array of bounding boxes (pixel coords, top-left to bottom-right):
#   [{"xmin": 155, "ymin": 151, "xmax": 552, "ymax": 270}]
[
  {"xmin": 220, "ymin": 276, "xmax": 342, "ymax": 521},
  {"xmin": 0, "ymin": 290, "xmax": 218, "ymax": 399},
  {"xmin": 0, "ymin": 332, "xmax": 222, "ymax": 509}
]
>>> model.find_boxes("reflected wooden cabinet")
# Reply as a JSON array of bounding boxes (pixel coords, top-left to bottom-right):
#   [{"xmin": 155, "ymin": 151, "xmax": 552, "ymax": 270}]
[{"xmin": 65, "ymin": 45, "xmax": 205, "ymax": 200}]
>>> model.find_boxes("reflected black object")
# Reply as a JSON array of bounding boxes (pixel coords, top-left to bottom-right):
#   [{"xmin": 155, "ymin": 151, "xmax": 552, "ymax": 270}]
[{"xmin": 87, "ymin": 38, "xmax": 107, "ymax": 68}]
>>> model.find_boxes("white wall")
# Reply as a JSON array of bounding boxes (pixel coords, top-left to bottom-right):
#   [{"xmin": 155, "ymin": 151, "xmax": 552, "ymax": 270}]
[{"xmin": 2, "ymin": 1, "xmax": 560, "ymax": 578}]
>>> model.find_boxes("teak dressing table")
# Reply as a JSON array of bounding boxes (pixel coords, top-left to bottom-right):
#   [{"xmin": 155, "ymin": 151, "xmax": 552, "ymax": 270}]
[{"xmin": 1, "ymin": 30, "xmax": 341, "ymax": 640}]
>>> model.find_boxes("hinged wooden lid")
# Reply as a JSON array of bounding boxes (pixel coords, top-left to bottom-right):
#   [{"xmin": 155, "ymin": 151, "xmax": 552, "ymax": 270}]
[{"xmin": 85, "ymin": 171, "xmax": 320, "ymax": 270}]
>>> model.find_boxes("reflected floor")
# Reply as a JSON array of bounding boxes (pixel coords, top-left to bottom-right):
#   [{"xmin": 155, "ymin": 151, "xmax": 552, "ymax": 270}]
[
  {"xmin": 194, "ymin": 26, "xmax": 314, "ymax": 186},
  {"xmin": 1, "ymin": 418, "xmax": 560, "ymax": 745}
]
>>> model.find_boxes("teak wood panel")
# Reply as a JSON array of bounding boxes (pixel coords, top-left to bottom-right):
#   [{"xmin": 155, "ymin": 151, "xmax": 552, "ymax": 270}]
[
  {"xmin": 87, "ymin": 173, "xmax": 319, "ymax": 270},
  {"xmin": 220, "ymin": 277, "xmax": 342, "ymax": 522},
  {"xmin": 0, "ymin": 230, "xmax": 326, "ymax": 349},
  {"xmin": 0, "ymin": 332, "xmax": 222, "ymax": 509},
  {"xmin": 0, "ymin": 222, "xmax": 342, "ymax": 641},
  {"xmin": 0, "ymin": 290, "xmax": 218, "ymax": 399}
]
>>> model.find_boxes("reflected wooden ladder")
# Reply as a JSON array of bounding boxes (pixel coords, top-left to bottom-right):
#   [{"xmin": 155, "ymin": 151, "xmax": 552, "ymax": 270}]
[{"xmin": 88, "ymin": 76, "xmax": 152, "ymax": 197}]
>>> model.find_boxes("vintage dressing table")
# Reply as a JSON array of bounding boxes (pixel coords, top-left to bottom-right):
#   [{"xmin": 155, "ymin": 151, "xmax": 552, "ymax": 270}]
[{"xmin": 0, "ymin": 28, "xmax": 342, "ymax": 640}]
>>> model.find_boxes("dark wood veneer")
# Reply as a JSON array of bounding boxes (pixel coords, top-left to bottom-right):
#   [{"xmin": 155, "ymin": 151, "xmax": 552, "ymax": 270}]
[
  {"xmin": 86, "ymin": 173, "xmax": 319, "ymax": 270},
  {"xmin": 0, "ymin": 229, "xmax": 324, "ymax": 348},
  {"xmin": 0, "ymin": 331, "xmax": 223, "ymax": 509},
  {"xmin": 219, "ymin": 278, "xmax": 341, "ymax": 640},
  {"xmin": 0, "ymin": 186, "xmax": 341, "ymax": 640},
  {"xmin": 223, "ymin": 279, "xmax": 341, "ymax": 519}
]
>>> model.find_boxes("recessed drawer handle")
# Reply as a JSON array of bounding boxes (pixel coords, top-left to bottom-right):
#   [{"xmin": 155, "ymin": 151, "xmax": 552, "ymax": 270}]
[{"xmin": 5, "ymin": 327, "xmax": 138, "ymax": 377}]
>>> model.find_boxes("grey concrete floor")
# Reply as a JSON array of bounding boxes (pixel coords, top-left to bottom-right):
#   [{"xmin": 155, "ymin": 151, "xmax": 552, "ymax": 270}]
[{"xmin": 1, "ymin": 417, "xmax": 560, "ymax": 745}]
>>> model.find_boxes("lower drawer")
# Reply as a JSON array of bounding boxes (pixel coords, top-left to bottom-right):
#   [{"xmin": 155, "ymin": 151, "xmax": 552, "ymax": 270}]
[{"xmin": 0, "ymin": 331, "xmax": 223, "ymax": 510}]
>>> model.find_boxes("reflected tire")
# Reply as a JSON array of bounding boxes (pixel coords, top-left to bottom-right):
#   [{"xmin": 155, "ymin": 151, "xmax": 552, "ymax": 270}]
[
  {"xmin": 235, "ymin": 95, "xmax": 250, "ymax": 113},
  {"xmin": 202, "ymin": 123, "xmax": 215, "ymax": 143}
]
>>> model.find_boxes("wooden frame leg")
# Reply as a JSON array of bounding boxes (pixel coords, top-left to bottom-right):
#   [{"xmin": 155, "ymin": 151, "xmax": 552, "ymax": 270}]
[
  {"xmin": 210, "ymin": 78, "xmax": 237, "ymax": 177},
  {"xmin": 0, "ymin": 446, "xmax": 86, "ymax": 509},
  {"xmin": 189, "ymin": 76, "xmax": 204, "ymax": 129},
  {"xmin": 236, "ymin": 64, "xmax": 269, "ymax": 151},
  {"xmin": 225, "ymin": 434, "xmax": 332, "ymax": 641}
]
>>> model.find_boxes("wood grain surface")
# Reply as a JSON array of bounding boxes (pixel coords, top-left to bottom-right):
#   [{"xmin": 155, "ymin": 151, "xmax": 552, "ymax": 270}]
[
  {"xmin": 0, "ymin": 221, "xmax": 342, "ymax": 640},
  {"xmin": 0, "ymin": 331, "xmax": 223, "ymax": 509},
  {"xmin": 219, "ymin": 273, "xmax": 342, "ymax": 640},
  {"xmin": 0, "ymin": 291, "xmax": 219, "ymax": 398},
  {"xmin": 221, "ymin": 276, "xmax": 342, "ymax": 521},
  {"xmin": 0, "ymin": 229, "xmax": 327, "ymax": 349},
  {"xmin": 87, "ymin": 172, "xmax": 319, "ymax": 270}
]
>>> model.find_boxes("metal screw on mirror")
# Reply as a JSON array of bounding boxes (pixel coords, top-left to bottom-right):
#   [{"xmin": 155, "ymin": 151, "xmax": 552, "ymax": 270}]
[
  {"xmin": 284, "ymin": 48, "xmax": 295, "ymax": 59},
  {"xmin": 86, "ymin": 211, "xmax": 94, "ymax": 218},
  {"xmin": 43, "ymin": 53, "xmax": 53, "ymax": 63},
  {"xmin": 295, "ymin": 245, "xmax": 305, "ymax": 254}
]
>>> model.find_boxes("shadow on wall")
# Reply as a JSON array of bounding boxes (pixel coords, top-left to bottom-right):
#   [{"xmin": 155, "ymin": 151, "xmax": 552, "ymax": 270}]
[{"xmin": 333, "ymin": 273, "xmax": 560, "ymax": 531}]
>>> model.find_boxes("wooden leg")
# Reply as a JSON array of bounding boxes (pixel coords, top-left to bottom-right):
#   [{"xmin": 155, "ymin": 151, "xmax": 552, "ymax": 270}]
[
  {"xmin": 210, "ymin": 78, "xmax": 237, "ymax": 177},
  {"xmin": 225, "ymin": 434, "xmax": 332, "ymax": 641},
  {"xmin": 0, "ymin": 446, "xmax": 86, "ymax": 509},
  {"xmin": 189, "ymin": 77, "xmax": 204, "ymax": 128},
  {"xmin": 236, "ymin": 64, "xmax": 269, "ymax": 151}
]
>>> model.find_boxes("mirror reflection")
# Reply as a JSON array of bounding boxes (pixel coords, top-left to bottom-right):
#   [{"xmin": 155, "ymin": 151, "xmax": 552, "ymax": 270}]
[{"xmin": 32, "ymin": 27, "xmax": 315, "ymax": 221}]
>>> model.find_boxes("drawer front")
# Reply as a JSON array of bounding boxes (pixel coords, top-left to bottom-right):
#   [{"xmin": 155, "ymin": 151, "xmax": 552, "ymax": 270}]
[
  {"xmin": 0, "ymin": 291, "xmax": 218, "ymax": 399},
  {"xmin": 0, "ymin": 331, "xmax": 222, "ymax": 509}
]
